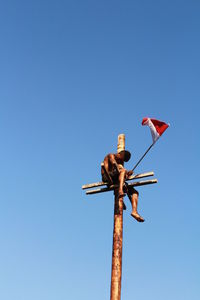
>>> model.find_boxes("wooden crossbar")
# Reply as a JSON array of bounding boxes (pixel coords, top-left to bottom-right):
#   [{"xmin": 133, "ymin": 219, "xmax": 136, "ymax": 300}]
[
  {"xmin": 82, "ymin": 171, "xmax": 154, "ymax": 190},
  {"xmin": 85, "ymin": 179, "xmax": 158, "ymax": 195}
]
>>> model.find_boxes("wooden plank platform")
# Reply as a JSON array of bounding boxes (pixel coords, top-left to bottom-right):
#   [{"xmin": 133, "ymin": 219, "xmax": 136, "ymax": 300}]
[
  {"xmin": 82, "ymin": 171, "xmax": 154, "ymax": 190},
  {"xmin": 85, "ymin": 179, "xmax": 158, "ymax": 195}
]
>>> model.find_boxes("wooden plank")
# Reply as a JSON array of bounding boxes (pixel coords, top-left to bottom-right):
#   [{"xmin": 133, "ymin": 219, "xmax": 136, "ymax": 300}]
[
  {"xmin": 82, "ymin": 171, "xmax": 154, "ymax": 190},
  {"xmin": 85, "ymin": 179, "xmax": 158, "ymax": 195}
]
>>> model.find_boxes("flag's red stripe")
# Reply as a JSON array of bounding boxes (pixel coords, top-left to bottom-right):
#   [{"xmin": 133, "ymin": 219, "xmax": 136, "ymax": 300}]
[
  {"xmin": 142, "ymin": 117, "xmax": 169, "ymax": 136},
  {"xmin": 150, "ymin": 118, "xmax": 169, "ymax": 136}
]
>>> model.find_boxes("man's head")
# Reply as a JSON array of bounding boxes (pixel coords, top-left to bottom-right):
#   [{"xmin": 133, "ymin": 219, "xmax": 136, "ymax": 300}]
[{"xmin": 119, "ymin": 150, "xmax": 131, "ymax": 162}]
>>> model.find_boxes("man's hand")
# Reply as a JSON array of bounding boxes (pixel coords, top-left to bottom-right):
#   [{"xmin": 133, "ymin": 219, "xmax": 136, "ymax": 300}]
[{"xmin": 127, "ymin": 170, "xmax": 133, "ymax": 178}]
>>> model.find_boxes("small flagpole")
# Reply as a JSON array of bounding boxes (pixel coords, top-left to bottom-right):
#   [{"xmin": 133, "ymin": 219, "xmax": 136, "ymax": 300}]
[{"xmin": 132, "ymin": 142, "xmax": 154, "ymax": 172}]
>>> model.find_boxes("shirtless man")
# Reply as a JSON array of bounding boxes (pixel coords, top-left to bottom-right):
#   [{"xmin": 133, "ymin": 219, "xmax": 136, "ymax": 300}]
[{"xmin": 101, "ymin": 150, "xmax": 144, "ymax": 222}]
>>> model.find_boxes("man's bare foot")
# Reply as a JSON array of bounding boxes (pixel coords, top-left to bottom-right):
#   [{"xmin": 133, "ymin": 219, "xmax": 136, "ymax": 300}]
[{"xmin": 131, "ymin": 212, "xmax": 145, "ymax": 222}]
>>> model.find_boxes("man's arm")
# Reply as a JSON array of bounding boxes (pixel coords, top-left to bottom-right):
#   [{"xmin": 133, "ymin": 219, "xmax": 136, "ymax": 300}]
[
  {"xmin": 108, "ymin": 154, "xmax": 121, "ymax": 174},
  {"xmin": 103, "ymin": 155, "xmax": 114, "ymax": 184}
]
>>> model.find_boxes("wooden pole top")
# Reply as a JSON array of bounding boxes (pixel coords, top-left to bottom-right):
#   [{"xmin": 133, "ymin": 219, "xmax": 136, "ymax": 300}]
[{"xmin": 117, "ymin": 134, "xmax": 125, "ymax": 153}]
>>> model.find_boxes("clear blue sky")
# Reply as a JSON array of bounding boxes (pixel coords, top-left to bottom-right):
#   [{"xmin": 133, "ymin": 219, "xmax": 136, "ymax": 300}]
[{"xmin": 0, "ymin": 1, "xmax": 199, "ymax": 299}]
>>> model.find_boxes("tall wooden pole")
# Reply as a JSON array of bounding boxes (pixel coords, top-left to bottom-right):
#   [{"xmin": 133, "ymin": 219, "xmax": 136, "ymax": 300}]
[
  {"xmin": 82, "ymin": 134, "xmax": 158, "ymax": 299},
  {"xmin": 110, "ymin": 134, "xmax": 125, "ymax": 300},
  {"xmin": 110, "ymin": 188, "xmax": 124, "ymax": 300}
]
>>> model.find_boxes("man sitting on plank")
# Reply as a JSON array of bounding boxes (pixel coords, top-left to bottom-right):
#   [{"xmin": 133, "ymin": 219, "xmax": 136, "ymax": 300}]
[{"xmin": 101, "ymin": 150, "xmax": 144, "ymax": 222}]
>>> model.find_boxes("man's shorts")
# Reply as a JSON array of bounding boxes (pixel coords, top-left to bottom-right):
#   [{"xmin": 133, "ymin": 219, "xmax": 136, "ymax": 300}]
[{"xmin": 125, "ymin": 185, "xmax": 139, "ymax": 196}]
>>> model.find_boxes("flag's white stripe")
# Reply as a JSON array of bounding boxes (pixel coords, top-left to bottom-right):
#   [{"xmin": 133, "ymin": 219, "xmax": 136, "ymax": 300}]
[{"xmin": 146, "ymin": 118, "xmax": 160, "ymax": 143}]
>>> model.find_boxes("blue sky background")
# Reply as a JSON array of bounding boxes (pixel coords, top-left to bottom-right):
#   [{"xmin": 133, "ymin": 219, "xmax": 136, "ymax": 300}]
[{"xmin": 0, "ymin": 1, "xmax": 199, "ymax": 299}]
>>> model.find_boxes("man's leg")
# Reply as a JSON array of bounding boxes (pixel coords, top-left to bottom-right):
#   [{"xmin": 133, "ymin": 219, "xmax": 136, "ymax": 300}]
[
  {"xmin": 127, "ymin": 187, "xmax": 144, "ymax": 222},
  {"xmin": 118, "ymin": 169, "xmax": 126, "ymax": 198}
]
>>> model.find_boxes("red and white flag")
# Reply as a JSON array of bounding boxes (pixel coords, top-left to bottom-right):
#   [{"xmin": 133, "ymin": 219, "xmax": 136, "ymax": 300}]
[{"xmin": 142, "ymin": 117, "xmax": 169, "ymax": 144}]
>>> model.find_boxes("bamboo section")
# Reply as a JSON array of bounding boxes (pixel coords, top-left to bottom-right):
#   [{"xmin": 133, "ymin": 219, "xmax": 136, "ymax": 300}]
[{"xmin": 117, "ymin": 134, "xmax": 125, "ymax": 153}]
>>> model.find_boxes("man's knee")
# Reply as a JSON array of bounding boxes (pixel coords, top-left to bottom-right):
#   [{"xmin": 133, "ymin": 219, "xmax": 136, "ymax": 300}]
[
  {"xmin": 134, "ymin": 189, "xmax": 139, "ymax": 196},
  {"xmin": 127, "ymin": 187, "xmax": 139, "ymax": 196}
]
